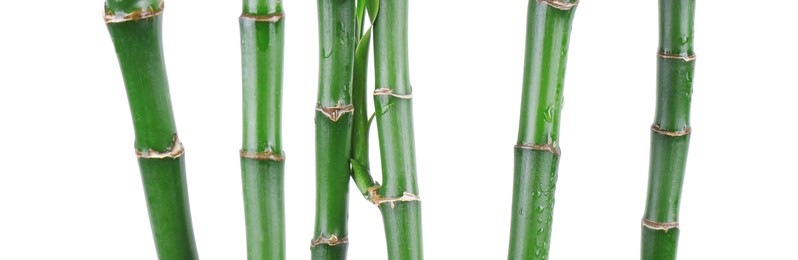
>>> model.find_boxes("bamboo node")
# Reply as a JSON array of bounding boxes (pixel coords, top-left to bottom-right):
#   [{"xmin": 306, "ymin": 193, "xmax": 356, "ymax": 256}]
[
  {"xmin": 642, "ymin": 218, "xmax": 679, "ymax": 232},
  {"xmin": 651, "ymin": 124, "xmax": 691, "ymax": 137},
  {"xmin": 537, "ymin": 0, "xmax": 579, "ymax": 11},
  {"xmin": 310, "ymin": 234, "xmax": 348, "ymax": 248},
  {"xmin": 368, "ymin": 186, "xmax": 420, "ymax": 209},
  {"xmin": 135, "ymin": 134, "xmax": 184, "ymax": 159},
  {"xmin": 240, "ymin": 12, "xmax": 285, "ymax": 23},
  {"xmin": 515, "ymin": 143, "xmax": 561, "ymax": 155},
  {"xmin": 315, "ymin": 102, "xmax": 354, "ymax": 122},
  {"xmin": 374, "ymin": 88, "xmax": 413, "ymax": 100},
  {"xmin": 657, "ymin": 52, "xmax": 696, "ymax": 62},
  {"xmin": 239, "ymin": 150, "xmax": 285, "ymax": 161},
  {"xmin": 103, "ymin": 0, "xmax": 164, "ymax": 24}
]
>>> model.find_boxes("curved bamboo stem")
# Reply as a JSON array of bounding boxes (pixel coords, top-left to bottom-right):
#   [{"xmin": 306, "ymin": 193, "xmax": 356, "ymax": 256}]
[
  {"xmin": 239, "ymin": 0, "xmax": 286, "ymax": 259},
  {"xmin": 312, "ymin": 0, "xmax": 356, "ymax": 259},
  {"xmin": 641, "ymin": 1, "xmax": 695, "ymax": 259},
  {"xmin": 104, "ymin": 0, "xmax": 198, "ymax": 258},
  {"xmin": 507, "ymin": 1, "xmax": 577, "ymax": 259}
]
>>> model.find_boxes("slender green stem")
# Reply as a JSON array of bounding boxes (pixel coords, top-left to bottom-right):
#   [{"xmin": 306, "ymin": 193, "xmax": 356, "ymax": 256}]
[
  {"xmin": 350, "ymin": 0, "xmax": 378, "ymax": 199},
  {"xmin": 372, "ymin": 1, "xmax": 423, "ymax": 259},
  {"xmin": 641, "ymin": 1, "xmax": 695, "ymax": 259},
  {"xmin": 312, "ymin": 0, "xmax": 356, "ymax": 259},
  {"xmin": 239, "ymin": 1, "xmax": 286, "ymax": 259},
  {"xmin": 105, "ymin": 1, "xmax": 198, "ymax": 259},
  {"xmin": 507, "ymin": 1, "xmax": 577, "ymax": 259}
]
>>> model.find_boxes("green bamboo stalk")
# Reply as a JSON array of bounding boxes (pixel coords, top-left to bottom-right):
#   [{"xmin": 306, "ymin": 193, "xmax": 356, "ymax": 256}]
[
  {"xmin": 371, "ymin": 1, "xmax": 423, "ymax": 259},
  {"xmin": 104, "ymin": 0, "xmax": 198, "ymax": 259},
  {"xmin": 641, "ymin": 0, "xmax": 695, "ymax": 259},
  {"xmin": 239, "ymin": 0, "xmax": 286, "ymax": 259},
  {"xmin": 507, "ymin": 1, "xmax": 577, "ymax": 259},
  {"xmin": 312, "ymin": 0, "xmax": 356, "ymax": 259}
]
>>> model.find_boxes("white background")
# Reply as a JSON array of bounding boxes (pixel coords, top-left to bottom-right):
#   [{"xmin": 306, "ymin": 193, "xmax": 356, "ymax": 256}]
[{"xmin": 1, "ymin": 1, "xmax": 797, "ymax": 259}]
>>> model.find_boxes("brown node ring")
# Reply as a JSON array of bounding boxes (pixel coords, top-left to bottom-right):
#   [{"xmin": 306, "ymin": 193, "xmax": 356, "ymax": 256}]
[
  {"xmin": 657, "ymin": 52, "xmax": 697, "ymax": 62},
  {"xmin": 315, "ymin": 102, "xmax": 354, "ymax": 122},
  {"xmin": 240, "ymin": 12, "xmax": 285, "ymax": 23},
  {"xmin": 368, "ymin": 186, "xmax": 421, "ymax": 209},
  {"xmin": 373, "ymin": 88, "xmax": 413, "ymax": 100},
  {"xmin": 240, "ymin": 150, "xmax": 285, "ymax": 161},
  {"xmin": 537, "ymin": 0, "xmax": 579, "ymax": 11},
  {"xmin": 104, "ymin": 0, "xmax": 165, "ymax": 24},
  {"xmin": 309, "ymin": 234, "xmax": 348, "ymax": 248},
  {"xmin": 515, "ymin": 143, "xmax": 561, "ymax": 155},
  {"xmin": 651, "ymin": 124, "xmax": 691, "ymax": 137},
  {"xmin": 642, "ymin": 218, "xmax": 679, "ymax": 232},
  {"xmin": 135, "ymin": 134, "xmax": 184, "ymax": 159}
]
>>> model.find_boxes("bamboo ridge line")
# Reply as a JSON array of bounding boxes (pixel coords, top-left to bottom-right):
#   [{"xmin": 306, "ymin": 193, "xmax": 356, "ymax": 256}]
[
  {"xmin": 239, "ymin": 150, "xmax": 285, "ymax": 161},
  {"xmin": 368, "ymin": 187, "xmax": 421, "ymax": 209},
  {"xmin": 651, "ymin": 124, "xmax": 692, "ymax": 137},
  {"xmin": 315, "ymin": 102, "xmax": 355, "ymax": 122},
  {"xmin": 537, "ymin": 0, "xmax": 579, "ymax": 10},
  {"xmin": 373, "ymin": 88, "xmax": 413, "ymax": 99},
  {"xmin": 657, "ymin": 52, "xmax": 697, "ymax": 62},
  {"xmin": 515, "ymin": 143, "xmax": 561, "ymax": 155},
  {"xmin": 240, "ymin": 12, "xmax": 284, "ymax": 22},
  {"xmin": 103, "ymin": 0, "xmax": 164, "ymax": 23},
  {"xmin": 135, "ymin": 134, "xmax": 184, "ymax": 159},
  {"xmin": 310, "ymin": 234, "xmax": 348, "ymax": 248},
  {"xmin": 642, "ymin": 218, "xmax": 680, "ymax": 231}
]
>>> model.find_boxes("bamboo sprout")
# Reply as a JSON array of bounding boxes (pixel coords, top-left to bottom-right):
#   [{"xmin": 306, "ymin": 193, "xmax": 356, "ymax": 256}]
[
  {"xmin": 507, "ymin": 1, "xmax": 577, "ymax": 259},
  {"xmin": 350, "ymin": 0, "xmax": 378, "ymax": 200},
  {"xmin": 311, "ymin": 0, "xmax": 357, "ymax": 259},
  {"xmin": 239, "ymin": 0, "xmax": 286, "ymax": 259},
  {"xmin": 641, "ymin": 0, "xmax": 695, "ymax": 259},
  {"xmin": 371, "ymin": 1, "xmax": 424, "ymax": 259},
  {"xmin": 104, "ymin": 0, "xmax": 198, "ymax": 258}
]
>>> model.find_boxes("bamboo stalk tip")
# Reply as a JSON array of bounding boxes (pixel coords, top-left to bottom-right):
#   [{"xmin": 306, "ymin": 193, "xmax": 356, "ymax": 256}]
[
  {"xmin": 310, "ymin": 234, "xmax": 348, "ymax": 248},
  {"xmin": 104, "ymin": 0, "xmax": 164, "ymax": 24},
  {"xmin": 135, "ymin": 134, "xmax": 184, "ymax": 159},
  {"xmin": 315, "ymin": 102, "xmax": 354, "ymax": 122},
  {"xmin": 537, "ymin": 0, "xmax": 579, "ymax": 11},
  {"xmin": 642, "ymin": 218, "xmax": 679, "ymax": 232}
]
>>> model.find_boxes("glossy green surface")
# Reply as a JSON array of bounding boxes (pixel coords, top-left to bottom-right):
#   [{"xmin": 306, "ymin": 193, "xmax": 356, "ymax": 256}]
[
  {"xmin": 239, "ymin": 0, "xmax": 286, "ymax": 259},
  {"xmin": 106, "ymin": 7, "xmax": 198, "ymax": 259},
  {"xmin": 642, "ymin": 1, "xmax": 695, "ymax": 259},
  {"xmin": 508, "ymin": 149, "xmax": 558, "ymax": 260},
  {"xmin": 241, "ymin": 159, "xmax": 285, "ymax": 260},
  {"xmin": 508, "ymin": 1, "xmax": 576, "ymax": 260},
  {"xmin": 372, "ymin": 1, "xmax": 423, "ymax": 259},
  {"xmin": 313, "ymin": 0, "xmax": 356, "ymax": 259},
  {"xmin": 105, "ymin": 0, "xmax": 160, "ymax": 16}
]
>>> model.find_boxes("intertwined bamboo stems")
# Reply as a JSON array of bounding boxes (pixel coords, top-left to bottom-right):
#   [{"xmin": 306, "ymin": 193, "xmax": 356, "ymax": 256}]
[
  {"xmin": 104, "ymin": 0, "xmax": 198, "ymax": 258},
  {"xmin": 507, "ymin": 0, "xmax": 577, "ymax": 259}
]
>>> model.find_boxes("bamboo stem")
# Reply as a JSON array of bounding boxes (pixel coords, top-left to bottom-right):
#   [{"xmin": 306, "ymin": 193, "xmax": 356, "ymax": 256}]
[
  {"xmin": 641, "ymin": 1, "xmax": 695, "ymax": 259},
  {"xmin": 372, "ymin": 1, "xmax": 423, "ymax": 259},
  {"xmin": 312, "ymin": 0, "xmax": 356, "ymax": 259},
  {"xmin": 104, "ymin": 1, "xmax": 198, "ymax": 258},
  {"xmin": 239, "ymin": 0, "xmax": 286, "ymax": 259},
  {"xmin": 507, "ymin": 1, "xmax": 577, "ymax": 259}
]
